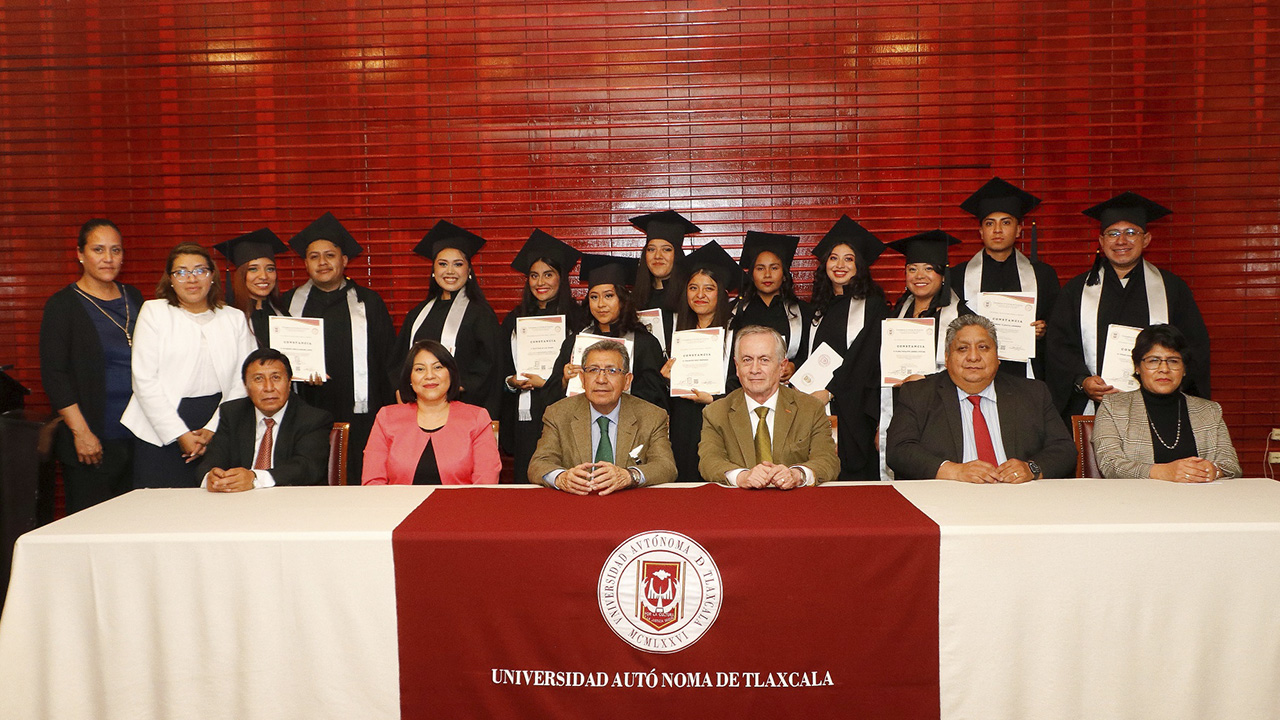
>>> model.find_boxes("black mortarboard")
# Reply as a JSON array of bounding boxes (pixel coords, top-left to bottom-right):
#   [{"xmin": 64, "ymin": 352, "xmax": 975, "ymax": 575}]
[
  {"xmin": 812, "ymin": 215, "xmax": 885, "ymax": 265},
  {"xmin": 288, "ymin": 212, "xmax": 362, "ymax": 259},
  {"xmin": 413, "ymin": 220, "xmax": 486, "ymax": 260},
  {"xmin": 680, "ymin": 240, "xmax": 741, "ymax": 293},
  {"xmin": 629, "ymin": 210, "xmax": 701, "ymax": 254},
  {"xmin": 214, "ymin": 228, "xmax": 289, "ymax": 267},
  {"xmin": 739, "ymin": 230, "xmax": 800, "ymax": 270},
  {"xmin": 960, "ymin": 177, "xmax": 1042, "ymax": 221},
  {"xmin": 1082, "ymin": 191, "xmax": 1172, "ymax": 230},
  {"xmin": 579, "ymin": 253, "xmax": 639, "ymax": 289},
  {"xmin": 887, "ymin": 230, "xmax": 961, "ymax": 268},
  {"xmin": 511, "ymin": 229, "xmax": 582, "ymax": 275}
]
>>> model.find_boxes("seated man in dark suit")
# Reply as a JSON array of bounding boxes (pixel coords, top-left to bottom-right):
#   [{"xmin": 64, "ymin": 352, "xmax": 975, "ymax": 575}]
[
  {"xmin": 699, "ymin": 326, "xmax": 839, "ymax": 488},
  {"xmin": 198, "ymin": 348, "xmax": 334, "ymax": 492},
  {"xmin": 886, "ymin": 314, "xmax": 1075, "ymax": 482}
]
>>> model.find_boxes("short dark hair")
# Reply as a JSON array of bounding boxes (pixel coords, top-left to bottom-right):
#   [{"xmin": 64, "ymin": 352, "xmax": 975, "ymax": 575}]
[
  {"xmin": 241, "ymin": 348, "xmax": 293, "ymax": 382},
  {"xmin": 399, "ymin": 339, "xmax": 462, "ymax": 403},
  {"xmin": 156, "ymin": 242, "xmax": 225, "ymax": 309},
  {"xmin": 78, "ymin": 218, "xmax": 120, "ymax": 250},
  {"xmin": 1131, "ymin": 323, "xmax": 1189, "ymax": 372}
]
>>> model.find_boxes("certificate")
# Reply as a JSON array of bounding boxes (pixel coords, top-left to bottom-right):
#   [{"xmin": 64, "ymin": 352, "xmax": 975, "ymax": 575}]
[
  {"xmin": 637, "ymin": 309, "xmax": 667, "ymax": 353},
  {"xmin": 1100, "ymin": 324, "xmax": 1143, "ymax": 392},
  {"xmin": 565, "ymin": 333, "xmax": 634, "ymax": 396},
  {"xmin": 268, "ymin": 316, "xmax": 326, "ymax": 380},
  {"xmin": 514, "ymin": 315, "xmax": 566, "ymax": 379},
  {"xmin": 669, "ymin": 327, "xmax": 727, "ymax": 397},
  {"xmin": 976, "ymin": 291, "xmax": 1037, "ymax": 363},
  {"xmin": 880, "ymin": 318, "xmax": 936, "ymax": 387},
  {"xmin": 790, "ymin": 342, "xmax": 843, "ymax": 395}
]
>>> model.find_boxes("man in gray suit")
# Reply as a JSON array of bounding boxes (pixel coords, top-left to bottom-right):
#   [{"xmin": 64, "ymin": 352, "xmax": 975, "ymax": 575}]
[
  {"xmin": 529, "ymin": 340, "xmax": 677, "ymax": 494},
  {"xmin": 886, "ymin": 315, "xmax": 1075, "ymax": 482}
]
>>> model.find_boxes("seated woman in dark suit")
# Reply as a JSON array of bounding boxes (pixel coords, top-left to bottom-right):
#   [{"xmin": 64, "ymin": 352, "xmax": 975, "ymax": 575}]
[
  {"xmin": 362, "ymin": 339, "xmax": 500, "ymax": 485},
  {"xmin": 1092, "ymin": 324, "xmax": 1240, "ymax": 481}
]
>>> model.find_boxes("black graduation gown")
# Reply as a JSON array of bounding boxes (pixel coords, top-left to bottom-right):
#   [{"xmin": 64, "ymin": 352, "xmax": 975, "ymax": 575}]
[
  {"xmin": 730, "ymin": 294, "xmax": 814, "ymax": 365},
  {"xmin": 549, "ymin": 323, "xmax": 669, "ymax": 411},
  {"xmin": 950, "ymin": 252, "xmax": 1060, "ymax": 379},
  {"xmin": 890, "ymin": 292, "xmax": 974, "ymax": 351},
  {"xmin": 249, "ymin": 302, "xmax": 286, "ymax": 349},
  {"xmin": 498, "ymin": 307, "xmax": 576, "ymax": 484},
  {"xmin": 811, "ymin": 294, "xmax": 890, "ymax": 480},
  {"xmin": 1045, "ymin": 263, "xmax": 1210, "ymax": 417},
  {"xmin": 393, "ymin": 294, "xmax": 503, "ymax": 419},
  {"xmin": 667, "ymin": 327, "xmax": 736, "ymax": 482}
]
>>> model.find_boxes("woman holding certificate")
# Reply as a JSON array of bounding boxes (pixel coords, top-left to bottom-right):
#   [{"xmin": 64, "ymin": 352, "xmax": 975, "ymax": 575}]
[
  {"xmin": 394, "ymin": 220, "xmax": 504, "ymax": 420},
  {"xmin": 887, "ymin": 230, "xmax": 971, "ymax": 378},
  {"xmin": 808, "ymin": 216, "xmax": 890, "ymax": 480},
  {"xmin": 499, "ymin": 230, "xmax": 584, "ymax": 484},
  {"xmin": 661, "ymin": 241, "xmax": 740, "ymax": 481},
  {"xmin": 1092, "ymin": 324, "xmax": 1240, "ymax": 481},
  {"xmin": 214, "ymin": 228, "xmax": 290, "ymax": 349},
  {"xmin": 363, "ymin": 340, "xmax": 501, "ymax": 485},
  {"xmin": 729, "ymin": 230, "xmax": 813, "ymax": 376},
  {"xmin": 121, "ymin": 242, "xmax": 257, "ymax": 488},
  {"xmin": 552, "ymin": 254, "xmax": 668, "ymax": 410},
  {"xmin": 630, "ymin": 210, "xmax": 701, "ymax": 353}
]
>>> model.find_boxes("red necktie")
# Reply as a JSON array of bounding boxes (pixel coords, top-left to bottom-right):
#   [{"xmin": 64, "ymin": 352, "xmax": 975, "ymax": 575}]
[
  {"xmin": 967, "ymin": 395, "xmax": 998, "ymax": 465},
  {"xmin": 254, "ymin": 418, "xmax": 275, "ymax": 470}
]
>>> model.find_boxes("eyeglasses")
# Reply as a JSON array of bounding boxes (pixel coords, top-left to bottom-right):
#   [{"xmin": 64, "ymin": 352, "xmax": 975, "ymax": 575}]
[
  {"xmin": 581, "ymin": 366, "xmax": 626, "ymax": 377},
  {"xmin": 1104, "ymin": 228, "xmax": 1145, "ymax": 239},
  {"xmin": 1140, "ymin": 356, "xmax": 1183, "ymax": 370},
  {"xmin": 170, "ymin": 267, "xmax": 211, "ymax": 279}
]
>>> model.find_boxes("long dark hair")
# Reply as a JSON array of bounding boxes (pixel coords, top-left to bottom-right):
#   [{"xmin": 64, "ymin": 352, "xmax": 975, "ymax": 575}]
[
  {"xmin": 634, "ymin": 238, "xmax": 683, "ymax": 309},
  {"xmin": 230, "ymin": 259, "xmax": 285, "ymax": 319},
  {"xmin": 739, "ymin": 266, "xmax": 799, "ymax": 308},
  {"xmin": 513, "ymin": 255, "xmax": 580, "ymax": 322},
  {"xmin": 582, "ymin": 283, "xmax": 643, "ymax": 335},
  {"xmin": 675, "ymin": 269, "xmax": 731, "ymax": 331},
  {"xmin": 810, "ymin": 246, "xmax": 885, "ymax": 318}
]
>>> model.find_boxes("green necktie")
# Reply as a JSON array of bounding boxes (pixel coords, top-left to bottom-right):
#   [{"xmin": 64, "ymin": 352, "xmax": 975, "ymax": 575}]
[
  {"xmin": 753, "ymin": 406, "xmax": 772, "ymax": 464},
  {"xmin": 595, "ymin": 416, "xmax": 614, "ymax": 464}
]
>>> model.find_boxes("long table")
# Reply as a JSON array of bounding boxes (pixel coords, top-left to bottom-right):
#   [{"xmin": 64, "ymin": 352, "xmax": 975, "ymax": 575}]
[{"xmin": 2, "ymin": 479, "xmax": 1279, "ymax": 719}]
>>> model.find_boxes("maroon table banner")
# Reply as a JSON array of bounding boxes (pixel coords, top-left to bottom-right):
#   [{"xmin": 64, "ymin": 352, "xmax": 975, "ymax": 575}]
[{"xmin": 392, "ymin": 484, "xmax": 940, "ymax": 719}]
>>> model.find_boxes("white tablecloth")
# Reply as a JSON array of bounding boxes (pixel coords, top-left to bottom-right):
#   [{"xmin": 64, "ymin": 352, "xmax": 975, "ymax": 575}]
[{"xmin": 3, "ymin": 479, "xmax": 1279, "ymax": 720}]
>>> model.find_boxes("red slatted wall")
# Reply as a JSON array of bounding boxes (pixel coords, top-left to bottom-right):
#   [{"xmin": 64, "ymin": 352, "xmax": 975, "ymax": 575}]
[{"xmin": 2, "ymin": 0, "xmax": 1278, "ymax": 473}]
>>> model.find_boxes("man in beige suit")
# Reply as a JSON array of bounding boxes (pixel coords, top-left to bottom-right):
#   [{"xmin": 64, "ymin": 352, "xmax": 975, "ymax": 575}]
[
  {"xmin": 530, "ymin": 340, "xmax": 677, "ymax": 494},
  {"xmin": 699, "ymin": 326, "xmax": 839, "ymax": 488}
]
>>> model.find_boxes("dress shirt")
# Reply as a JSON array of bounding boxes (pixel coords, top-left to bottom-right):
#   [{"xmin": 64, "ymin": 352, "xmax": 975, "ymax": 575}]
[
  {"xmin": 727, "ymin": 390, "xmax": 815, "ymax": 487},
  {"xmin": 955, "ymin": 383, "xmax": 1008, "ymax": 465},
  {"xmin": 545, "ymin": 401, "xmax": 647, "ymax": 489},
  {"xmin": 200, "ymin": 402, "xmax": 285, "ymax": 490}
]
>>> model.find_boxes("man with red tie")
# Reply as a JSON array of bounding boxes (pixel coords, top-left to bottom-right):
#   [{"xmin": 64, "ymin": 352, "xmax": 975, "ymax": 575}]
[
  {"xmin": 885, "ymin": 315, "xmax": 1075, "ymax": 482},
  {"xmin": 197, "ymin": 348, "xmax": 334, "ymax": 491}
]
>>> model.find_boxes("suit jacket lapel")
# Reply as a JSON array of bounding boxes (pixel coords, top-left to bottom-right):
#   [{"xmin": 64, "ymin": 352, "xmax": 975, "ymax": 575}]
[
  {"xmin": 238, "ymin": 401, "xmax": 258, "ymax": 468},
  {"xmin": 616, "ymin": 397, "xmax": 640, "ymax": 465},
  {"xmin": 729, "ymin": 392, "xmax": 756, "ymax": 466},
  {"xmin": 571, "ymin": 397, "xmax": 594, "ymax": 466},
  {"xmin": 272, "ymin": 400, "xmax": 298, "ymax": 462},
  {"xmin": 993, "ymin": 375, "xmax": 1020, "ymax": 459},
  {"xmin": 938, "ymin": 376, "xmax": 965, "ymax": 462},
  {"xmin": 773, "ymin": 389, "xmax": 797, "ymax": 462}
]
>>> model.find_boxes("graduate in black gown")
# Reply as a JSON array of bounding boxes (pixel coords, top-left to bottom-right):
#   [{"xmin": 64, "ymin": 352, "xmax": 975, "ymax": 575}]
[
  {"xmin": 499, "ymin": 229, "xmax": 585, "ymax": 484},
  {"xmin": 393, "ymin": 220, "xmax": 503, "ymax": 420},
  {"xmin": 630, "ymin": 210, "xmax": 701, "ymax": 354},
  {"xmin": 887, "ymin": 230, "xmax": 971, "ymax": 371},
  {"xmin": 730, "ymin": 230, "xmax": 813, "ymax": 377},
  {"xmin": 660, "ymin": 241, "xmax": 739, "ymax": 481},
  {"xmin": 949, "ymin": 177, "xmax": 1060, "ymax": 380},
  {"xmin": 214, "ymin": 228, "xmax": 290, "ymax": 349},
  {"xmin": 807, "ymin": 216, "xmax": 890, "ymax": 480},
  {"xmin": 1045, "ymin": 192, "xmax": 1211, "ymax": 417},
  {"xmin": 550, "ymin": 254, "xmax": 668, "ymax": 410},
  {"xmin": 281, "ymin": 212, "xmax": 397, "ymax": 486}
]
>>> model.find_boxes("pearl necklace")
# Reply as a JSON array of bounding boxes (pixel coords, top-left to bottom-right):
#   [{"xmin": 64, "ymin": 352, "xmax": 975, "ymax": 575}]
[{"xmin": 1147, "ymin": 394, "xmax": 1184, "ymax": 450}]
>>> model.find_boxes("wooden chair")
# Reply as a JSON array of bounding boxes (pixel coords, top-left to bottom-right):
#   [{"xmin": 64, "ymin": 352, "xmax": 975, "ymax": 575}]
[
  {"xmin": 328, "ymin": 422, "xmax": 350, "ymax": 486},
  {"xmin": 1072, "ymin": 415, "xmax": 1101, "ymax": 478}
]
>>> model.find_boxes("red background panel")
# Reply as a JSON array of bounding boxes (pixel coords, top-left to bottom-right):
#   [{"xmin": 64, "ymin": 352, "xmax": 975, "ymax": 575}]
[{"xmin": 1, "ymin": 0, "xmax": 1277, "ymax": 473}]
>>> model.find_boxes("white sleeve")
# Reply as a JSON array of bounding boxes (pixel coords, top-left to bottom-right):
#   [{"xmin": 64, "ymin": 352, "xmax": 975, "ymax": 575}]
[{"xmin": 131, "ymin": 303, "xmax": 190, "ymax": 445}]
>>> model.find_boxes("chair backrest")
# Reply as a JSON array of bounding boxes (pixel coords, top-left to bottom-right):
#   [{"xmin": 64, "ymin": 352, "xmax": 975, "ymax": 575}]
[
  {"xmin": 1072, "ymin": 414, "xmax": 1101, "ymax": 478},
  {"xmin": 328, "ymin": 422, "xmax": 350, "ymax": 486}
]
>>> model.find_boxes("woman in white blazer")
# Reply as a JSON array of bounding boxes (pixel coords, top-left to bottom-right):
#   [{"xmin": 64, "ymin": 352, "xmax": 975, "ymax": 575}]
[{"xmin": 121, "ymin": 243, "xmax": 256, "ymax": 487}]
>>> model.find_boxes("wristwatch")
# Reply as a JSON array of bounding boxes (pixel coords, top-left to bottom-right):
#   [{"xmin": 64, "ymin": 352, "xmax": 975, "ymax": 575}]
[{"xmin": 1026, "ymin": 460, "xmax": 1042, "ymax": 480}]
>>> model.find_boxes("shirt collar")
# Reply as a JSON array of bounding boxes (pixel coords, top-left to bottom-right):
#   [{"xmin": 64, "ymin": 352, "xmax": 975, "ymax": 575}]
[
  {"xmin": 954, "ymin": 380, "xmax": 997, "ymax": 403},
  {"xmin": 255, "ymin": 402, "xmax": 288, "ymax": 426},
  {"xmin": 589, "ymin": 400, "xmax": 622, "ymax": 426},
  {"xmin": 743, "ymin": 388, "xmax": 779, "ymax": 416}
]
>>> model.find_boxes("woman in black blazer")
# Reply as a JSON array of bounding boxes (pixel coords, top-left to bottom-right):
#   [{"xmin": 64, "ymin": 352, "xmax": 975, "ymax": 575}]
[{"xmin": 39, "ymin": 219, "xmax": 144, "ymax": 513}]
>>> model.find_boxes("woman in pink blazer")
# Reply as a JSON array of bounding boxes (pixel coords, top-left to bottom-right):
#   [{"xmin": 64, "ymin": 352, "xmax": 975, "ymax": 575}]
[{"xmin": 362, "ymin": 339, "xmax": 500, "ymax": 485}]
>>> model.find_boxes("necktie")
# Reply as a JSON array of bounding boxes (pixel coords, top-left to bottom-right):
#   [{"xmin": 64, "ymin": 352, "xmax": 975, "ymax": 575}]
[
  {"xmin": 594, "ymin": 416, "xmax": 613, "ymax": 464},
  {"xmin": 254, "ymin": 417, "xmax": 276, "ymax": 470},
  {"xmin": 967, "ymin": 395, "xmax": 998, "ymax": 465},
  {"xmin": 753, "ymin": 407, "xmax": 772, "ymax": 464}
]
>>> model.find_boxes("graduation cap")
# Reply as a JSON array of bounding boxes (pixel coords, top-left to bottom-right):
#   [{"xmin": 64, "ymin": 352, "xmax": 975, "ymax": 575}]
[
  {"xmin": 288, "ymin": 212, "xmax": 362, "ymax": 259},
  {"xmin": 413, "ymin": 220, "xmax": 486, "ymax": 260},
  {"xmin": 1082, "ymin": 191, "xmax": 1172, "ymax": 230},
  {"xmin": 511, "ymin": 229, "xmax": 582, "ymax": 275},
  {"xmin": 213, "ymin": 228, "xmax": 289, "ymax": 267},
  {"xmin": 812, "ymin": 215, "xmax": 885, "ymax": 266},
  {"xmin": 680, "ymin": 240, "xmax": 741, "ymax": 293},
  {"xmin": 960, "ymin": 177, "xmax": 1042, "ymax": 221},
  {"xmin": 579, "ymin": 253, "xmax": 639, "ymax": 289},
  {"xmin": 629, "ymin": 210, "xmax": 701, "ymax": 254},
  {"xmin": 739, "ymin": 231, "xmax": 800, "ymax": 270},
  {"xmin": 887, "ymin": 230, "xmax": 961, "ymax": 268}
]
